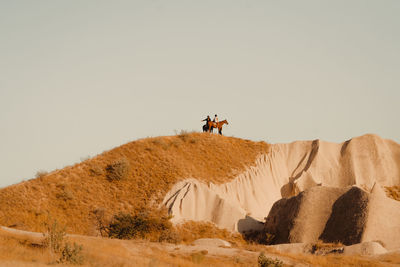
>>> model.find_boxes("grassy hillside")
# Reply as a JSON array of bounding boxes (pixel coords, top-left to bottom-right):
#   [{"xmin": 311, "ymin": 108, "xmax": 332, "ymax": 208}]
[{"xmin": 0, "ymin": 132, "xmax": 269, "ymax": 235}]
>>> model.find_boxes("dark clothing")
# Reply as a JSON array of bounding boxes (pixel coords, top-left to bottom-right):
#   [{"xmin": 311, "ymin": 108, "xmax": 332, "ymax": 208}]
[
  {"xmin": 202, "ymin": 117, "xmax": 211, "ymax": 123},
  {"xmin": 202, "ymin": 117, "xmax": 211, "ymax": 132}
]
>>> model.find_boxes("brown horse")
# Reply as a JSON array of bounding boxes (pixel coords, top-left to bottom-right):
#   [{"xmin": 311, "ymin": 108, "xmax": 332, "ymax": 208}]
[{"xmin": 207, "ymin": 120, "xmax": 229, "ymax": 135}]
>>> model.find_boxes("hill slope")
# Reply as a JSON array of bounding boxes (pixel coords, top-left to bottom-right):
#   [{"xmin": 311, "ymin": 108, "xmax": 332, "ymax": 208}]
[{"xmin": 0, "ymin": 133, "xmax": 269, "ymax": 235}]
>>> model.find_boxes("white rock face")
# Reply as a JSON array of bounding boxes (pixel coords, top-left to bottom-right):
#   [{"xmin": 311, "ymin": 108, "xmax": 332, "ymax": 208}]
[
  {"xmin": 344, "ymin": 242, "xmax": 388, "ymax": 255},
  {"xmin": 192, "ymin": 238, "xmax": 231, "ymax": 247},
  {"xmin": 163, "ymin": 134, "xmax": 400, "ymax": 233}
]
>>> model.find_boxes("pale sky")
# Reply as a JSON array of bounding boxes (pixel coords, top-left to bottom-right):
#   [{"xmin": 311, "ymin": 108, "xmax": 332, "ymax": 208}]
[{"xmin": 1, "ymin": 1, "xmax": 399, "ymax": 188}]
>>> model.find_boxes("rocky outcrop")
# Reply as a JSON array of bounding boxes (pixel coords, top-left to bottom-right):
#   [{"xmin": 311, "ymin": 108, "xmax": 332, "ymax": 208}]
[
  {"xmin": 163, "ymin": 135, "xmax": 400, "ymax": 237},
  {"xmin": 264, "ymin": 185, "xmax": 400, "ymax": 250}
]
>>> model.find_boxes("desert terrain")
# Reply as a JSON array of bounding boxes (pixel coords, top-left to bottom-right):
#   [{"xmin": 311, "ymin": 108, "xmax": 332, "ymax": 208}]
[{"xmin": 1, "ymin": 132, "xmax": 400, "ymax": 266}]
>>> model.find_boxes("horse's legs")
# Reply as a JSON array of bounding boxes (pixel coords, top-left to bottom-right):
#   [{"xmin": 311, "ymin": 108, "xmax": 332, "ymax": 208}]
[{"xmin": 218, "ymin": 127, "xmax": 222, "ymax": 135}]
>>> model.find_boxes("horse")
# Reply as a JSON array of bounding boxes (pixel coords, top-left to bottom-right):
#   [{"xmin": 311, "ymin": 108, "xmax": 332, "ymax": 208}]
[
  {"xmin": 207, "ymin": 120, "xmax": 229, "ymax": 135},
  {"xmin": 202, "ymin": 124, "xmax": 209, "ymax": 132}
]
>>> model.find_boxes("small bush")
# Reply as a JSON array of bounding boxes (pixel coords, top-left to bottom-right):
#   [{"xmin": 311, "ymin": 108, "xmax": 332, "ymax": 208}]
[
  {"xmin": 35, "ymin": 170, "xmax": 48, "ymax": 179},
  {"xmin": 91, "ymin": 208, "xmax": 110, "ymax": 237},
  {"xmin": 243, "ymin": 229, "xmax": 274, "ymax": 245},
  {"xmin": 385, "ymin": 186, "xmax": 400, "ymax": 201},
  {"xmin": 258, "ymin": 252, "xmax": 283, "ymax": 267},
  {"xmin": 89, "ymin": 165, "xmax": 104, "ymax": 176},
  {"xmin": 56, "ymin": 188, "xmax": 74, "ymax": 201},
  {"xmin": 158, "ymin": 229, "xmax": 182, "ymax": 244},
  {"xmin": 44, "ymin": 219, "xmax": 66, "ymax": 253},
  {"xmin": 58, "ymin": 242, "xmax": 84, "ymax": 265},
  {"xmin": 177, "ymin": 130, "xmax": 190, "ymax": 141},
  {"xmin": 152, "ymin": 138, "xmax": 169, "ymax": 150},
  {"xmin": 310, "ymin": 240, "xmax": 344, "ymax": 255},
  {"xmin": 43, "ymin": 218, "xmax": 84, "ymax": 265},
  {"xmin": 105, "ymin": 158, "xmax": 130, "ymax": 181},
  {"xmin": 107, "ymin": 209, "xmax": 175, "ymax": 242}
]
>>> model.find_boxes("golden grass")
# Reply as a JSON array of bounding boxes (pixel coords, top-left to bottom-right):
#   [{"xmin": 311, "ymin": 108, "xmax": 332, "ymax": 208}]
[
  {"xmin": 1, "ymin": 227, "xmax": 399, "ymax": 267},
  {"xmin": 175, "ymin": 221, "xmax": 247, "ymax": 246},
  {"xmin": 0, "ymin": 228, "xmax": 257, "ymax": 266},
  {"xmin": 0, "ymin": 229, "xmax": 51, "ymax": 265},
  {"xmin": 385, "ymin": 186, "xmax": 400, "ymax": 201},
  {"xmin": 0, "ymin": 133, "xmax": 269, "ymax": 235}
]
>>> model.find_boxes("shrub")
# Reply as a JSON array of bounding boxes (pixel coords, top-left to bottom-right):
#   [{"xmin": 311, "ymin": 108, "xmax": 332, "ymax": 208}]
[
  {"xmin": 243, "ymin": 229, "xmax": 275, "ymax": 245},
  {"xmin": 58, "ymin": 242, "xmax": 84, "ymax": 265},
  {"xmin": 43, "ymin": 218, "xmax": 84, "ymax": 265},
  {"xmin": 105, "ymin": 158, "xmax": 130, "ymax": 181},
  {"xmin": 91, "ymin": 208, "xmax": 110, "ymax": 237},
  {"xmin": 178, "ymin": 130, "xmax": 190, "ymax": 141},
  {"xmin": 385, "ymin": 186, "xmax": 400, "ymax": 201},
  {"xmin": 89, "ymin": 165, "xmax": 104, "ymax": 176},
  {"xmin": 310, "ymin": 240, "xmax": 344, "ymax": 255},
  {"xmin": 107, "ymin": 209, "xmax": 175, "ymax": 242},
  {"xmin": 35, "ymin": 170, "xmax": 48, "ymax": 179},
  {"xmin": 44, "ymin": 219, "xmax": 66, "ymax": 253},
  {"xmin": 56, "ymin": 186, "xmax": 74, "ymax": 201},
  {"xmin": 258, "ymin": 252, "xmax": 283, "ymax": 267},
  {"xmin": 158, "ymin": 229, "xmax": 182, "ymax": 244},
  {"xmin": 175, "ymin": 220, "xmax": 245, "ymax": 245}
]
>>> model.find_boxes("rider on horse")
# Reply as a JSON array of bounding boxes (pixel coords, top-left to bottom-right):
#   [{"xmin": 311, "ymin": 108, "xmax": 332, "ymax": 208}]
[
  {"xmin": 202, "ymin": 115, "xmax": 211, "ymax": 132},
  {"xmin": 201, "ymin": 114, "xmax": 228, "ymax": 134},
  {"xmin": 213, "ymin": 114, "xmax": 219, "ymax": 124}
]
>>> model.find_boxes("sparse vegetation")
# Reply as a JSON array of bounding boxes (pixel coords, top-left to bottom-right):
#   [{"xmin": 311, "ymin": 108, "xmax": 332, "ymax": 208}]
[
  {"xmin": 89, "ymin": 164, "xmax": 104, "ymax": 176},
  {"xmin": 105, "ymin": 158, "xmax": 130, "ymax": 181},
  {"xmin": 258, "ymin": 252, "xmax": 283, "ymax": 267},
  {"xmin": 44, "ymin": 219, "xmax": 84, "ymax": 265},
  {"xmin": 35, "ymin": 170, "xmax": 48, "ymax": 178},
  {"xmin": 44, "ymin": 219, "xmax": 66, "ymax": 253},
  {"xmin": 385, "ymin": 186, "xmax": 400, "ymax": 201},
  {"xmin": 243, "ymin": 229, "xmax": 275, "ymax": 245},
  {"xmin": 55, "ymin": 184, "xmax": 74, "ymax": 201},
  {"xmin": 107, "ymin": 208, "xmax": 177, "ymax": 242},
  {"xmin": 91, "ymin": 208, "xmax": 110, "ymax": 237},
  {"xmin": 175, "ymin": 220, "xmax": 246, "ymax": 246},
  {"xmin": 310, "ymin": 240, "xmax": 344, "ymax": 255},
  {"xmin": 59, "ymin": 242, "xmax": 84, "ymax": 264}
]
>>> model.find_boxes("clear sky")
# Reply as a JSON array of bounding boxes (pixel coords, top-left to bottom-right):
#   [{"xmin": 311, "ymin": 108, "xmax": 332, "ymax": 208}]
[{"xmin": 1, "ymin": 1, "xmax": 399, "ymax": 188}]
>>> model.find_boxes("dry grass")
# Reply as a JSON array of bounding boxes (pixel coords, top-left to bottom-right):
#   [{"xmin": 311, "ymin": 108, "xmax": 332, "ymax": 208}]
[
  {"xmin": 0, "ymin": 133, "xmax": 269, "ymax": 235},
  {"xmin": 0, "ymin": 228, "xmax": 257, "ymax": 266},
  {"xmin": 385, "ymin": 186, "xmax": 400, "ymax": 201},
  {"xmin": 175, "ymin": 221, "xmax": 247, "ymax": 246},
  {"xmin": 1, "ymin": 227, "xmax": 398, "ymax": 267}
]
